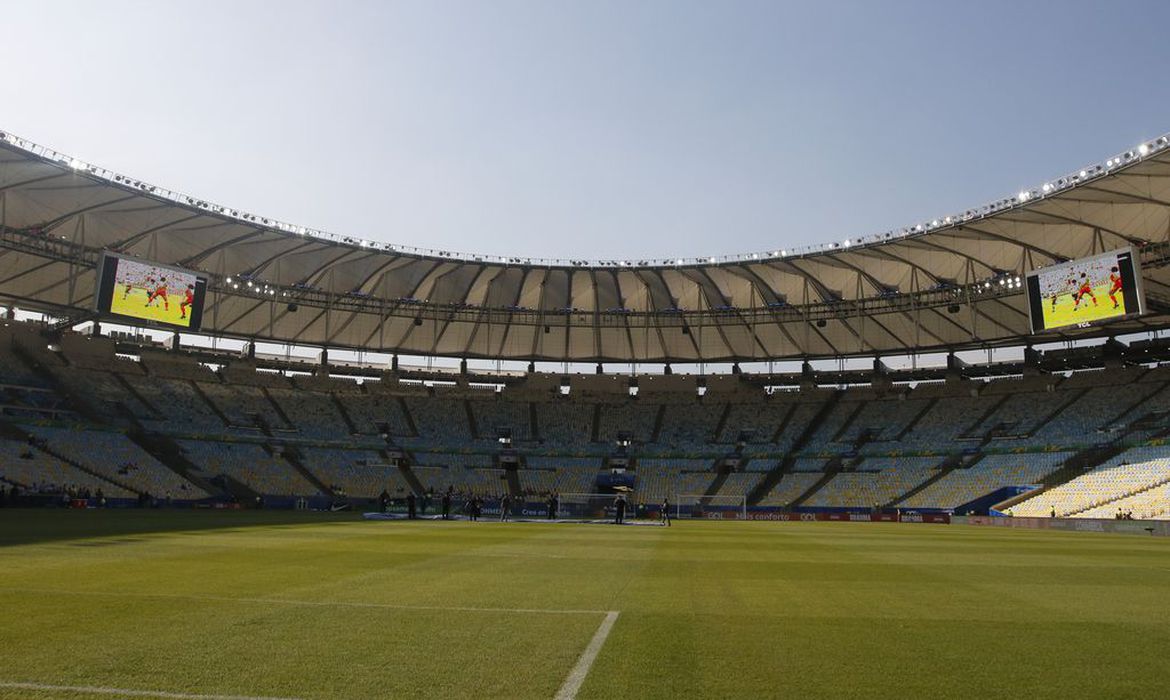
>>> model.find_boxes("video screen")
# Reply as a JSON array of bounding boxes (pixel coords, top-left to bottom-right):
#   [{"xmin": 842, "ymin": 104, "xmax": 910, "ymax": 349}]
[
  {"xmin": 95, "ymin": 253, "xmax": 207, "ymax": 330},
  {"xmin": 1025, "ymin": 248, "xmax": 1144, "ymax": 333}
]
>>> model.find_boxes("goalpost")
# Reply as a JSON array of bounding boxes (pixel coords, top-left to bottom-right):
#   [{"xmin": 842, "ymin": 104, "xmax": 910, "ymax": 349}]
[
  {"xmin": 556, "ymin": 492, "xmax": 625, "ymax": 520},
  {"xmin": 675, "ymin": 494, "xmax": 748, "ymax": 520},
  {"xmin": 550, "ymin": 492, "xmax": 748, "ymax": 521}
]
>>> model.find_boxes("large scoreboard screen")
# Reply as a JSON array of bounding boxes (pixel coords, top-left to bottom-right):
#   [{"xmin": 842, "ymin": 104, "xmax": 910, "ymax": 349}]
[
  {"xmin": 1025, "ymin": 248, "xmax": 1144, "ymax": 334},
  {"xmin": 94, "ymin": 252, "xmax": 208, "ymax": 330}
]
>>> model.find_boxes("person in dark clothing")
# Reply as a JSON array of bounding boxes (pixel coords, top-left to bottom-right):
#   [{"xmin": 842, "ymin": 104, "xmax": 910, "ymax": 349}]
[
  {"xmin": 614, "ymin": 494, "xmax": 627, "ymax": 525},
  {"xmin": 500, "ymin": 494, "xmax": 511, "ymax": 522},
  {"xmin": 661, "ymin": 497, "xmax": 671, "ymax": 527},
  {"xmin": 441, "ymin": 491, "xmax": 451, "ymax": 520},
  {"xmin": 407, "ymin": 491, "xmax": 417, "ymax": 519},
  {"xmin": 547, "ymin": 492, "xmax": 558, "ymax": 520},
  {"xmin": 379, "ymin": 489, "xmax": 390, "ymax": 513}
]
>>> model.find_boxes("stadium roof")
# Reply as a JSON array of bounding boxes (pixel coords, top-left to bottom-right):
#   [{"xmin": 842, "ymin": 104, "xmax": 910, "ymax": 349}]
[{"xmin": 3, "ymin": 128, "xmax": 1170, "ymax": 363}]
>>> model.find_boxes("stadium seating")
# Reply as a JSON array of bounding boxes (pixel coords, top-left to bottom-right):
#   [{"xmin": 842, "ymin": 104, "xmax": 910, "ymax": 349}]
[
  {"xmin": 178, "ymin": 440, "xmax": 318, "ymax": 496},
  {"xmin": 28, "ymin": 427, "xmax": 207, "ymax": 498},
  {"xmin": 1011, "ymin": 447, "xmax": 1170, "ymax": 517},
  {"xmin": 9, "ymin": 318, "xmax": 1170, "ymax": 517},
  {"xmin": 900, "ymin": 452, "xmax": 1072, "ymax": 510},
  {"xmin": 0, "ymin": 437, "xmax": 133, "ymax": 497},
  {"xmin": 297, "ymin": 447, "xmax": 412, "ymax": 498}
]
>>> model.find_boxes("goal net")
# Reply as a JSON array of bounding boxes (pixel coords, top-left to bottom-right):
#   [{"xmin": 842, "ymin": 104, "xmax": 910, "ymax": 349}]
[
  {"xmin": 556, "ymin": 492, "xmax": 637, "ymax": 520},
  {"xmin": 675, "ymin": 494, "xmax": 748, "ymax": 520}
]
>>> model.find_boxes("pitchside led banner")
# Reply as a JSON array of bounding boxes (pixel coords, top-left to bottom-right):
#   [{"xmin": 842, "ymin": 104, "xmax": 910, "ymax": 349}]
[
  {"xmin": 1025, "ymin": 248, "xmax": 1145, "ymax": 333},
  {"xmin": 94, "ymin": 252, "xmax": 208, "ymax": 330}
]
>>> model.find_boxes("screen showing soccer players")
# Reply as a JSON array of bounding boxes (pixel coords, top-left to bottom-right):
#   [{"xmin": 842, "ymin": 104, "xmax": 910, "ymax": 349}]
[
  {"xmin": 1025, "ymin": 248, "xmax": 1144, "ymax": 333},
  {"xmin": 95, "ymin": 253, "xmax": 207, "ymax": 330}
]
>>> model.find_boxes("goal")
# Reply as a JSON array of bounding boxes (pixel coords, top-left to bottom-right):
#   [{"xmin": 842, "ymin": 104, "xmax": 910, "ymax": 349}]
[
  {"xmin": 675, "ymin": 494, "xmax": 748, "ymax": 520},
  {"xmin": 556, "ymin": 492, "xmax": 626, "ymax": 520}
]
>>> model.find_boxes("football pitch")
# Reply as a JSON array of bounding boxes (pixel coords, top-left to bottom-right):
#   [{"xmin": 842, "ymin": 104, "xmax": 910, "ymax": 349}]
[
  {"xmin": 1044, "ymin": 281, "xmax": 1126, "ymax": 328},
  {"xmin": 2, "ymin": 511, "xmax": 1169, "ymax": 699}
]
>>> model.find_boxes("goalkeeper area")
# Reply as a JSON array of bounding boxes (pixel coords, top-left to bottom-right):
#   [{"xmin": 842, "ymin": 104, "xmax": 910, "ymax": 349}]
[{"xmin": 2, "ymin": 509, "xmax": 1169, "ymax": 699}]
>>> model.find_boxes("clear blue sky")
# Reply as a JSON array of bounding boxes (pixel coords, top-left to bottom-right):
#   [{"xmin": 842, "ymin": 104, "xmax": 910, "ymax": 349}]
[{"xmin": 5, "ymin": 0, "xmax": 1170, "ymax": 262}]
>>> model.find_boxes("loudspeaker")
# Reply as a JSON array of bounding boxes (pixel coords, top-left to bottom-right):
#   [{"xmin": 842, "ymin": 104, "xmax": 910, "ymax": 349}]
[
  {"xmin": 947, "ymin": 304, "xmax": 960, "ymax": 314},
  {"xmin": 816, "ymin": 319, "xmax": 827, "ymax": 328},
  {"xmin": 287, "ymin": 303, "xmax": 298, "ymax": 312}
]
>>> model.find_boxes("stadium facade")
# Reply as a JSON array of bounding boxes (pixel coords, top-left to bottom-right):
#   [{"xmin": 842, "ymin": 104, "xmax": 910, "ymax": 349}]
[{"xmin": 2, "ymin": 129, "xmax": 1170, "ymax": 522}]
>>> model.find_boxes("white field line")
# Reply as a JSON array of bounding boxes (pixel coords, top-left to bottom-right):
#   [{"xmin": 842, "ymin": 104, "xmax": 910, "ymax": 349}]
[
  {"xmin": 0, "ymin": 587, "xmax": 608, "ymax": 616},
  {"xmin": 0, "ymin": 680, "xmax": 301, "ymax": 700},
  {"xmin": 554, "ymin": 610, "xmax": 620, "ymax": 700}
]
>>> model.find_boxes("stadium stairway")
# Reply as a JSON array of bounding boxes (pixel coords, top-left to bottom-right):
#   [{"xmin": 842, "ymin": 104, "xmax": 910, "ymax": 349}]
[
  {"xmin": 959, "ymin": 394, "xmax": 1012, "ymax": 440},
  {"xmin": 650, "ymin": 404, "xmax": 666, "ymax": 443},
  {"xmin": 748, "ymin": 390, "xmax": 843, "ymax": 506},
  {"xmin": 260, "ymin": 387, "xmax": 297, "ymax": 431},
  {"xmin": 329, "ymin": 393, "xmax": 360, "ymax": 435},
  {"xmin": 768, "ymin": 403, "xmax": 798, "ymax": 443},
  {"xmin": 113, "ymin": 373, "xmax": 164, "ymax": 419},
  {"xmin": 894, "ymin": 397, "xmax": 938, "ymax": 441},
  {"xmin": 190, "ymin": 381, "xmax": 232, "ymax": 429},
  {"xmin": 831, "ymin": 401, "xmax": 868, "ymax": 443},
  {"xmin": 529, "ymin": 403, "xmax": 541, "ymax": 441},
  {"xmin": 1028, "ymin": 388, "xmax": 1090, "ymax": 438},
  {"xmin": 886, "ymin": 454, "xmax": 967, "ymax": 508},
  {"xmin": 126, "ymin": 432, "xmax": 224, "ymax": 498},
  {"xmin": 463, "ymin": 399, "xmax": 480, "ymax": 439},
  {"xmin": 699, "ymin": 469, "xmax": 729, "ymax": 506},
  {"xmin": 787, "ymin": 456, "xmax": 847, "ymax": 509},
  {"xmin": 397, "ymin": 396, "xmax": 419, "ymax": 437},
  {"xmin": 396, "ymin": 458, "xmax": 426, "ymax": 496},
  {"xmin": 279, "ymin": 446, "xmax": 333, "ymax": 496},
  {"xmin": 712, "ymin": 403, "xmax": 732, "ymax": 443},
  {"xmin": 215, "ymin": 473, "xmax": 258, "ymax": 504},
  {"xmin": 504, "ymin": 467, "xmax": 522, "ymax": 498}
]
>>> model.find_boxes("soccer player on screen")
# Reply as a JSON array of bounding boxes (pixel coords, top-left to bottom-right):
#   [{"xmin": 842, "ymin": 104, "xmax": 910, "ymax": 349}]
[
  {"xmin": 1073, "ymin": 273, "xmax": 1097, "ymax": 310},
  {"xmin": 179, "ymin": 284, "xmax": 195, "ymax": 319},
  {"xmin": 1052, "ymin": 277, "xmax": 1075, "ymax": 311},
  {"xmin": 146, "ymin": 277, "xmax": 170, "ymax": 310},
  {"xmin": 121, "ymin": 280, "xmax": 134, "ymax": 300},
  {"xmin": 1108, "ymin": 266, "xmax": 1123, "ymax": 309}
]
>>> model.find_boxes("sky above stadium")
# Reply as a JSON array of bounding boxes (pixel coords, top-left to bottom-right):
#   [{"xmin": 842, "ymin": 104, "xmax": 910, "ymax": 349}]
[{"xmin": 6, "ymin": 1, "xmax": 1170, "ymax": 263}]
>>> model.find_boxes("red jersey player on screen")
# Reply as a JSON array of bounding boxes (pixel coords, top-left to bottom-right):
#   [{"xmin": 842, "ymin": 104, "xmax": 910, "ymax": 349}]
[
  {"xmin": 1108, "ymin": 266, "xmax": 1123, "ymax": 309},
  {"xmin": 1073, "ymin": 272, "xmax": 1097, "ymax": 309},
  {"xmin": 179, "ymin": 284, "xmax": 195, "ymax": 319},
  {"xmin": 145, "ymin": 276, "xmax": 169, "ymax": 310}
]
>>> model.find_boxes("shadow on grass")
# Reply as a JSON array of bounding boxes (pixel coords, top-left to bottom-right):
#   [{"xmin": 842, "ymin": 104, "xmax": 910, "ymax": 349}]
[{"xmin": 0, "ymin": 508, "xmax": 361, "ymax": 547}]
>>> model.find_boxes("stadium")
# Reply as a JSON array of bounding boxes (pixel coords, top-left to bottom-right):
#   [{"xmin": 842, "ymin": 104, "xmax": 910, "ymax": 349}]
[
  {"xmin": 2, "ymin": 122, "xmax": 1170, "ymax": 697},
  {"xmin": 10, "ymin": 0, "xmax": 1170, "ymax": 679}
]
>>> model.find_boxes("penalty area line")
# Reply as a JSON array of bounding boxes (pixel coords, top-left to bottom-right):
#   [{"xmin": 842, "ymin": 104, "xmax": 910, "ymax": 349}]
[
  {"xmin": 554, "ymin": 610, "xmax": 620, "ymax": 700},
  {"xmin": 0, "ymin": 680, "xmax": 301, "ymax": 700}
]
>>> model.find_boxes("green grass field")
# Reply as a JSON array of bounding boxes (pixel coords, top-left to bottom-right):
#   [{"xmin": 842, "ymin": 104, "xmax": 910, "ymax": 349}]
[{"xmin": 2, "ymin": 510, "xmax": 1169, "ymax": 699}]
